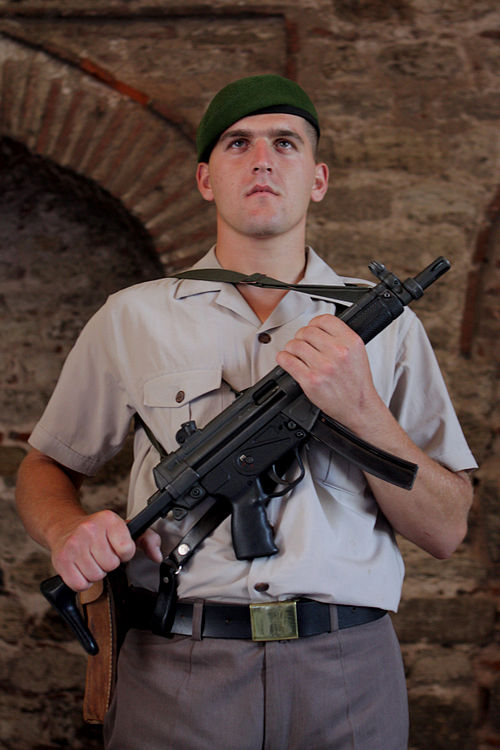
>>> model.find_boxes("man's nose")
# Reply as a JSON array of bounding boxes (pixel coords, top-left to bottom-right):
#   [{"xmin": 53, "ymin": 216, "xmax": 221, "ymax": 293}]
[{"xmin": 251, "ymin": 140, "xmax": 272, "ymax": 172}]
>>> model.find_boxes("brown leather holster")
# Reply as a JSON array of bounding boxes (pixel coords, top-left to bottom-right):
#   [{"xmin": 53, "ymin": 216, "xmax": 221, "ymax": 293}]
[{"xmin": 78, "ymin": 568, "xmax": 128, "ymax": 724}]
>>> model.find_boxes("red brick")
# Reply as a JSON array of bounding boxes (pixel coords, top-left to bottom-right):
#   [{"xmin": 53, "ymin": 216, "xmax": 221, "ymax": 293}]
[
  {"xmin": 49, "ymin": 88, "xmax": 87, "ymax": 164},
  {"xmin": 123, "ymin": 147, "xmax": 190, "ymax": 209},
  {"xmin": 82, "ymin": 104, "xmax": 130, "ymax": 176},
  {"xmin": 109, "ymin": 130, "xmax": 166, "ymax": 197},
  {"xmin": 64, "ymin": 96, "xmax": 108, "ymax": 172},
  {"xmin": 35, "ymin": 78, "xmax": 63, "ymax": 155},
  {"xmin": 97, "ymin": 115, "xmax": 146, "ymax": 190}
]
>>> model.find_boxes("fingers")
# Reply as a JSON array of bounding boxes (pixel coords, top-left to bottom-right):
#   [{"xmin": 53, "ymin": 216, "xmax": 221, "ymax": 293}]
[
  {"xmin": 290, "ymin": 315, "xmax": 360, "ymax": 358},
  {"xmin": 52, "ymin": 511, "xmax": 166, "ymax": 591},
  {"xmin": 276, "ymin": 314, "xmax": 375, "ymax": 422},
  {"xmin": 106, "ymin": 513, "xmax": 137, "ymax": 563},
  {"xmin": 277, "ymin": 315, "xmax": 359, "ymax": 383},
  {"xmin": 52, "ymin": 510, "xmax": 136, "ymax": 591}
]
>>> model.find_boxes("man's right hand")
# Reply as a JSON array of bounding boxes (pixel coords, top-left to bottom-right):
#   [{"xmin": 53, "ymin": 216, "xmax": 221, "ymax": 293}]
[
  {"xmin": 16, "ymin": 449, "xmax": 164, "ymax": 592},
  {"xmin": 50, "ymin": 510, "xmax": 136, "ymax": 591},
  {"xmin": 51, "ymin": 510, "xmax": 165, "ymax": 591}
]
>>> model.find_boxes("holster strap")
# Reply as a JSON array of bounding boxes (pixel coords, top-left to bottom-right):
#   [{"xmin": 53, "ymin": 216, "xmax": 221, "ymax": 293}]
[{"xmin": 79, "ymin": 578, "xmax": 115, "ymax": 724}]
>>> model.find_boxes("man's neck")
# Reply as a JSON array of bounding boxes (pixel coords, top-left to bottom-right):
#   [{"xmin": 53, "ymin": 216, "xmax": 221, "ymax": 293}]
[
  {"xmin": 214, "ymin": 225, "xmax": 307, "ymax": 277},
  {"xmin": 214, "ymin": 231, "xmax": 308, "ymax": 323}
]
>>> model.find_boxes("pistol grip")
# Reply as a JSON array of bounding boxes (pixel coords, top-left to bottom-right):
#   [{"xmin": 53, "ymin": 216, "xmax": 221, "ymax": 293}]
[
  {"xmin": 230, "ymin": 486, "xmax": 279, "ymax": 560},
  {"xmin": 40, "ymin": 575, "xmax": 99, "ymax": 655}
]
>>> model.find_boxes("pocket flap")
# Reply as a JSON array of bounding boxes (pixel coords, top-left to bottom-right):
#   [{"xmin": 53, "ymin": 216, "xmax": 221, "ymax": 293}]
[{"xmin": 143, "ymin": 368, "xmax": 222, "ymax": 407}]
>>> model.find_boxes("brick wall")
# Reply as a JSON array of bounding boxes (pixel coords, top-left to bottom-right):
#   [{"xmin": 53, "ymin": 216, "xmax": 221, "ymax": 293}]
[{"xmin": 0, "ymin": 1, "xmax": 499, "ymax": 747}]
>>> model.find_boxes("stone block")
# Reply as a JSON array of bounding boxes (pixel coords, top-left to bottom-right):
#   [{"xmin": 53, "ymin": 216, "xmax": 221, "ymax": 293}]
[
  {"xmin": 30, "ymin": 606, "xmax": 77, "ymax": 644},
  {"xmin": 8, "ymin": 550, "xmax": 53, "ymax": 593},
  {"xmin": 0, "ymin": 498, "xmax": 32, "ymax": 563},
  {"xmin": 490, "ymin": 675, "xmax": 500, "ymax": 732},
  {"xmin": 479, "ymin": 478, "xmax": 500, "ymax": 562},
  {"xmin": 0, "ymin": 446, "xmax": 26, "ymax": 476},
  {"xmin": 403, "ymin": 645, "xmax": 474, "ymax": 686},
  {"xmin": 0, "ymin": 692, "xmax": 54, "ymax": 750},
  {"xmin": 408, "ymin": 689, "xmax": 476, "ymax": 749},
  {"xmin": 378, "ymin": 41, "xmax": 463, "ymax": 80},
  {"xmin": 0, "ymin": 595, "xmax": 26, "ymax": 644},
  {"xmin": 443, "ymin": 128, "xmax": 500, "ymax": 180},
  {"xmin": 398, "ymin": 538, "xmax": 486, "ymax": 598},
  {"xmin": 392, "ymin": 596, "xmax": 496, "ymax": 644},
  {"xmin": 333, "ymin": 0, "xmax": 413, "ymax": 22},
  {"xmin": 395, "ymin": 182, "xmax": 480, "ymax": 226},
  {"xmin": 320, "ymin": 184, "xmax": 392, "ymax": 221},
  {"xmin": 437, "ymin": 92, "xmax": 500, "ymax": 122},
  {"xmin": 334, "ymin": 127, "xmax": 448, "ymax": 174},
  {"xmin": 8, "ymin": 643, "xmax": 86, "ymax": 692},
  {"xmin": 0, "ymin": 689, "xmax": 103, "ymax": 750}
]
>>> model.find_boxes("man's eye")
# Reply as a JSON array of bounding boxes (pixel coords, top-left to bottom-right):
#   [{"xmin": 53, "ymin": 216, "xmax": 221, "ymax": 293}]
[
  {"xmin": 276, "ymin": 139, "xmax": 294, "ymax": 150},
  {"xmin": 230, "ymin": 139, "xmax": 247, "ymax": 149}
]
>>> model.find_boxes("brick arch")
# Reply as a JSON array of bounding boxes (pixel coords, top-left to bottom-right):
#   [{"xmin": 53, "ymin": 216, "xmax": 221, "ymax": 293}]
[{"xmin": 0, "ymin": 36, "xmax": 214, "ymax": 271}]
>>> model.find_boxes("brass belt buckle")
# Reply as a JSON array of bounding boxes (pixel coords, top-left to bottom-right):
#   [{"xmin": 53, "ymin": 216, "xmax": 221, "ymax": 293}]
[{"xmin": 249, "ymin": 600, "xmax": 299, "ymax": 641}]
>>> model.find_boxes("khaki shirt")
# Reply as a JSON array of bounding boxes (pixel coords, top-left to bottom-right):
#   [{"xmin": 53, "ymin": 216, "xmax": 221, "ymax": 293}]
[{"xmin": 30, "ymin": 248, "xmax": 476, "ymax": 611}]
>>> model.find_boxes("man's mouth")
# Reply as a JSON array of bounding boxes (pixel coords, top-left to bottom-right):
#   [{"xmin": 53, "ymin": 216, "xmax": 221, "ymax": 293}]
[{"xmin": 246, "ymin": 185, "xmax": 278, "ymax": 196}]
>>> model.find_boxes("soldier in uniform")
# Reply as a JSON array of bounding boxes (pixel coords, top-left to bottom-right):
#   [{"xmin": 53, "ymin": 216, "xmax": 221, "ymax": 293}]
[{"xmin": 16, "ymin": 75, "xmax": 476, "ymax": 749}]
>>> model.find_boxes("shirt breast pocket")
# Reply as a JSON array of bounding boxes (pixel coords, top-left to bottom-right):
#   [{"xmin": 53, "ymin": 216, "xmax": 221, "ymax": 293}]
[
  {"xmin": 142, "ymin": 368, "xmax": 224, "ymax": 451},
  {"xmin": 306, "ymin": 442, "xmax": 374, "ymax": 516}
]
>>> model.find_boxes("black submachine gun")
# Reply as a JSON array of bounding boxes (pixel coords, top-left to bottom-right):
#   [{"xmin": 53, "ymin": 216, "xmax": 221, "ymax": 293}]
[{"xmin": 40, "ymin": 256, "xmax": 450, "ymax": 654}]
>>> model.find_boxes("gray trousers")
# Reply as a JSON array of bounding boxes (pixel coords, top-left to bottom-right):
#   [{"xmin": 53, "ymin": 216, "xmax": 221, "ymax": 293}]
[{"xmin": 103, "ymin": 611, "xmax": 408, "ymax": 750}]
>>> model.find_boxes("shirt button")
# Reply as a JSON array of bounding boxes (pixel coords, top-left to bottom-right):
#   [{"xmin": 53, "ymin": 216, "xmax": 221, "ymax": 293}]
[
  {"xmin": 175, "ymin": 390, "xmax": 185, "ymax": 403},
  {"xmin": 254, "ymin": 582, "xmax": 270, "ymax": 593},
  {"xmin": 258, "ymin": 332, "xmax": 271, "ymax": 344}
]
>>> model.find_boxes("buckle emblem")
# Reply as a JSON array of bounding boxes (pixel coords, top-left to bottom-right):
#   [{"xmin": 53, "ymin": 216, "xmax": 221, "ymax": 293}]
[{"xmin": 250, "ymin": 600, "xmax": 299, "ymax": 641}]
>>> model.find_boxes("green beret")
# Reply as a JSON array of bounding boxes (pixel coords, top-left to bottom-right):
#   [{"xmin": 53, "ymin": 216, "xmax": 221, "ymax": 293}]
[{"xmin": 196, "ymin": 74, "xmax": 320, "ymax": 162}]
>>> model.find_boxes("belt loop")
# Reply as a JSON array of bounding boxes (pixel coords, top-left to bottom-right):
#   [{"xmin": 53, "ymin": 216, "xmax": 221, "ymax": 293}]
[
  {"xmin": 329, "ymin": 604, "xmax": 339, "ymax": 632},
  {"xmin": 192, "ymin": 600, "xmax": 204, "ymax": 640}
]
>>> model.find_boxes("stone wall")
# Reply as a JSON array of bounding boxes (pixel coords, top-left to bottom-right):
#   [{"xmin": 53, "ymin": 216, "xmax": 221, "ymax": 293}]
[{"xmin": 0, "ymin": 1, "xmax": 499, "ymax": 748}]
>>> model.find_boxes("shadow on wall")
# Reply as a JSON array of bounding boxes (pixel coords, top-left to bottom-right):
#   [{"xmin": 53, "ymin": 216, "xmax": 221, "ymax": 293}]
[{"xmin": 0, "ymin": 137, "xmax": 164, "ymax": 750}]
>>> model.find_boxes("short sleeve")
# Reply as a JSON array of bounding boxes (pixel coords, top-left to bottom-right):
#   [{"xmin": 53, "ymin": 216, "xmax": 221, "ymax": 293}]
[
  {"xmin": 388, "ymin": 315, "xmax": 477, "ymax": 473},
  {"xmin": 29, "ymin": 300, "xmax": 135, "ymax": 475}
]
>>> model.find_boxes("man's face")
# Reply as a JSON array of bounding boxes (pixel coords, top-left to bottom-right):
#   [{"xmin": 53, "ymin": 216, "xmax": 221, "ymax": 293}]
[{"xmin": 196, "ymin": 113, "xmax": 328, "ymax": 241}]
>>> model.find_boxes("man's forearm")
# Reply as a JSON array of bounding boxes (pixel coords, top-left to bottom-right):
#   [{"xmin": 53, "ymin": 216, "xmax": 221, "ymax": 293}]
[
  {"xmin": 348, "ymin": 397, "xmax": 473, "ymax": 559},
  {"xmin": 276, "ymin": 314, "xmax": 473, "ymax": 559},
  {"xmin": 16, "ymin": 448, "xmax": 87, "ymax": 552},
  {"xmin": 17, "ymin": 449, "xmax": 136, "ymax": 590}
]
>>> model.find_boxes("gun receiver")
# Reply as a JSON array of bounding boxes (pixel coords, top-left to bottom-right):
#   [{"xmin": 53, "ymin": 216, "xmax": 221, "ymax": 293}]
[{"xmin": 40, "ymin": 256, "xmax": 450, "ymax": 654}]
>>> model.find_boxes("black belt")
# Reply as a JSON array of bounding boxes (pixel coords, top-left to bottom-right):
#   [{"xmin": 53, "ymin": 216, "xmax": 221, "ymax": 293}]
[{"xmin": 128, "ymin": 589, "xmax": 386, "ymax": 641}]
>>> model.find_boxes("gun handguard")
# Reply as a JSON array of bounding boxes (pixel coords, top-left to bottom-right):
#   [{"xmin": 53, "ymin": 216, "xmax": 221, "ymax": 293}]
[{"xmin": 40, "ymin": 256, "xmax": 450, "ymax": 654}]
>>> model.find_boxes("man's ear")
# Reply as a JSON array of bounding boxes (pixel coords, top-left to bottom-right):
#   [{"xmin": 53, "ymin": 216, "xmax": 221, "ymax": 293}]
[
  {"xmin": 310, "ymin": 162, "xmax": 329, "ymax": 204},
  {"xmin": 196, "ymin": 162, "xmax": 214, "ymax": 202}
]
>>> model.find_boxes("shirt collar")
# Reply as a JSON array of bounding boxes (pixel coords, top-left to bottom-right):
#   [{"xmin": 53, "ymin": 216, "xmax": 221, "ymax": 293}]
[
  {"xmin": 172, "ymin": 246, "xmax": 260, "ymax": 323},
  {"xmin": 172, "ymin": 246, "xmax": 369, "ymax": 325},
  {"xmin": 172, "ymin": 246, "xmax": 226, "ymax": 299}
]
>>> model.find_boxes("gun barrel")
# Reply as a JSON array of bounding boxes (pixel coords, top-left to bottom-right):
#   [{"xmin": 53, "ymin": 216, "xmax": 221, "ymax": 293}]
[{"xmin": 414, "ymin": 256, "xmax": 451, "ymax": 290}]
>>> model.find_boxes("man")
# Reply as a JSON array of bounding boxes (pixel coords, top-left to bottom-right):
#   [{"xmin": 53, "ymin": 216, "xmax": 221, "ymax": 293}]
[{"xmin": 16, "ymin": 75, "xmax": 476, "ymax": 749}]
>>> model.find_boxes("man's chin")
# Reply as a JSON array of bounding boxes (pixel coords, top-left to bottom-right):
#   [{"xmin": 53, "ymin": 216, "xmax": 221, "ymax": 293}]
[{"xmin": 243, "ymin": 221, "xmax": 284, "ymax": 239}]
